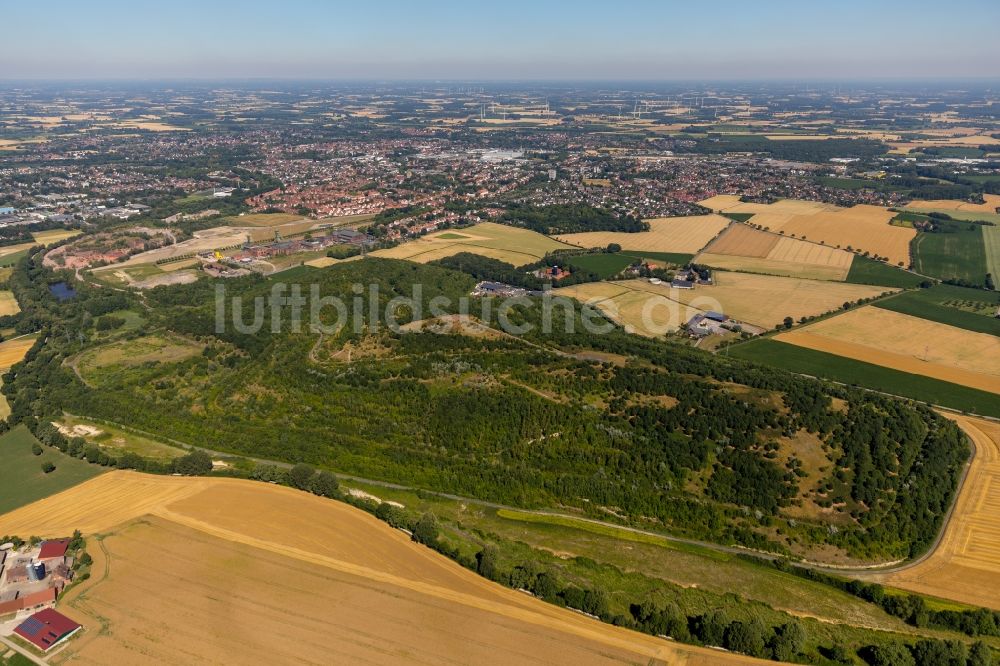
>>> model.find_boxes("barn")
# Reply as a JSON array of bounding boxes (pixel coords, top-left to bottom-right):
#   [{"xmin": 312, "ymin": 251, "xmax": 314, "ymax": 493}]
[{"xmin": 13, "ymin": 608, "xmax": 81, "ymax": 652}]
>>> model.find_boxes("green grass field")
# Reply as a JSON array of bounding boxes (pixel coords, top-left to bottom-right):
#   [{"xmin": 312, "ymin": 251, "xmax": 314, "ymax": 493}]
[
  {"xmin": 345, "ymin": 480, "xmax": 914, "ymax": 634},
  {"xmin": 58, "ymin": 414, "xmax": 186, "ymax": 462},
  {"xmin": 629, "ymin": 251, "xmax": 694, "ymax": 266},
  {"xmin": 845, "ymin": 255, "xmax": 926, "ymax": 288},
  {"xmin": 563, "ymin": 253, "xmax": 635, "ymax": 278},
  {"xmin": 729, "ymin": 338, "xmax": 1000, "ymax": 417},
  {"xmin": 890, "ymin": 211, "xmax": 931, "ymax": 228},
  {"xmin": 911, "ymin": 222, "xmax": 990, "ymax": 286},
  {"xmin": 0, "ymin": 248, "xmax": 30, "ymax": 268},
  {"xmin": 0, "ymin": 426, "xmax": 104, "ymax": 515},
  {"xmin": 984, "ymin": 224, "xmax": 1000, "ymax": 282},
  {"xmin": 875, "ymin": 285, "xmax": 1000, "ymax": 336}
]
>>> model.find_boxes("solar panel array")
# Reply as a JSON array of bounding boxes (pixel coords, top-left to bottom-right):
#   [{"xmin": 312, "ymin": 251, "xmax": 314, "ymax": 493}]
[{"xmin": 18, "ymin": 617, "xmax": 44, "ymax": 636}]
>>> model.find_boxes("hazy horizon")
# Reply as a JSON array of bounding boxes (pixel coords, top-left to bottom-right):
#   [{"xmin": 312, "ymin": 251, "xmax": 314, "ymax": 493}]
[{"xmin": 4, "ymin": 0, "xmax": 998, "ymax": 81}]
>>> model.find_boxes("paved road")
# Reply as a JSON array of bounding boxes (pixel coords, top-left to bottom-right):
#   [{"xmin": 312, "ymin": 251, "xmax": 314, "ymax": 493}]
[{"xmin": 0, "ymin": 635, "xmax": 47, "ymax": 666}]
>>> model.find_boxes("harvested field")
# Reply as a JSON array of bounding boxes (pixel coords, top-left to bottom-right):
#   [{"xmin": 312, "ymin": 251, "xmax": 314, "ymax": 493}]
[
  {"xmin": 699, "ymin": 198, "xmax": 913, "ymax": 266},
  {"xmin": 872, "ymin": 414, "xmax": 1000, "ymax": 610},
  {"xmin": 553, "ymin": 282, "xmax": 698, "ymax": 337},
  {"xmin": 304, "ymin": 256, "xmax": 340, "ymax": 268},
  {"xmin": 0, "ymin": 473, "xmax": 766, "ymax": 666},
  {"xmin": 0, "ymin": 335, "xmax": 36, "ymax": 368},
  {"xmin": 0, "ymin": 290, "xmax": 19, "ymax": 316},
  {"xmin": 371, "ymin": 222, "xmax": 572, "ymax": 267},
  {"xmin": 31, "ymin": 229, "xmax": 83, "ymax": 244},
  {"xmin": 905, "ymin": 194, "xmax": 1000, "ymax": 215},
  {"xmin": 619, "ymin": 273, "xmax": 891, "ymax": 330},
  {"xmin": 555, "ymin": 214, "xmax": 730, "ymax": 254},
  {"xmin": 694, "ymin": 254, "xmax": 849, "ymax": 281},
  {"xmin": 0, "ymin": 335, "xmax": 36, "ymax": 418},
  {"xmin": 776, "ymin": 307, "xmax": 1000, "ymax": 395},
  {"xmin": 703, "ymin": 224, "xmax": 779, "ymax": 257},
  {"xmin": 0, "ymin": 242, "xmax": 35, "ymax": 259},
  {"xmin": 697, "ymin": 224, "xmax": 855, "ymax": 281}
]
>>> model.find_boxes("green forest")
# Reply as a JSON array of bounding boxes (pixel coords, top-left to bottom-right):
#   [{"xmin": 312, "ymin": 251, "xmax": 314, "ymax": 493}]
[{"xmin": 1, "ymin": 252, "xmax": 970, "ymax": 565}]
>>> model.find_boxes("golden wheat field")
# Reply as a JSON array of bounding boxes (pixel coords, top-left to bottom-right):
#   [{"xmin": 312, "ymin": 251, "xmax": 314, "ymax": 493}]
[
  {"xmin": 693, "ymin": 254, "xmax": 850, "ymax": 281},
  {"xmin": 775, "ymin": 307, "xmax": 1000, "ymax": 395},
  {"xmin": 0, "ymin": 473, "xmax": 767, "ymax": 666},
  {"xmin": 553, "ymin": 282, "xmax": 699, "ymax": 337},
  {"xmin": 0, "ymin": 290, "xmax": 20, "ymax": 316},
  {"xmin": 696, "ymin": 224, "xmax": 855, "ymax": 281},
  {"xmin": 555, "ymin": 214, "xmax": 730, "ymax": 254},
  {"xmin": 0, "ymin": 335, "xmax": 36, "ymax": 369},
  {"xmin": 0, "ymin": 336, "xmax": 36, "ymax": 418},
  {"xmin": 619, "ymin": 273, "xmax": 891, "ymax": 330},
  {"xmin": 371, "ymin": 222, "xmax": 572, "ymax": 267},
  {"xmin": 698, "ymin": 198, "xmax": 913, "ymax": 266},
  {"xmin": 0, "ymin": 242, "xmax": 35, "ymax": 258},
  {"xmin": 870, "ymin": 414, "xmax": 1000, "ymax": 610},
  {"xmin": 31, "ymin": 229, "xmax": 83, "ymax": 245},
  {"xmin": 905, "ymin": 194, "xmax": 1000, "ymax": 214}
]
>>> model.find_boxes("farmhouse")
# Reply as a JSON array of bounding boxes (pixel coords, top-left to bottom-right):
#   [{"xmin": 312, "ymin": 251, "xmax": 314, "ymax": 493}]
[
  {"xmin": 535, "ymin": 265, "xmax": 571, "ymax": 280},
  {"xmin": 13, "ymin": 608, "xmax": 81, "ymax": 652},
  {"xmin": 0, "ymin": 586, "xmax": 58, "ymax": 616},
  {"xmin": 686, "ymin": 311, "xmax": 733, "ymax": 337}
]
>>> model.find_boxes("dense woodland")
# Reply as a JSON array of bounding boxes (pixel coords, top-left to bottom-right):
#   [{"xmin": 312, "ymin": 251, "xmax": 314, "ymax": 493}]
[
  {"xmin": 499, "ymin": 203, "xmax": 647, "ymax": 234},
  {"xmin": 1, "ymin": 253, "xmax": 969, "ymax": 564}
]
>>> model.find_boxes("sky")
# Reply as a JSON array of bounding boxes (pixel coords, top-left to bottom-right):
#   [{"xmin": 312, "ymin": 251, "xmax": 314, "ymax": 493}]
[{"xmin": 3, "ymin": 0, "xmax": 999, "ymax": 81}]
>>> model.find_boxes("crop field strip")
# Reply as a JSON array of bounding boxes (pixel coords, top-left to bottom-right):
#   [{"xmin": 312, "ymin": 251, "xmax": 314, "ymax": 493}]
[
  {"xmin": 0, "ymin": 291, "xmax": 19, "ymax": 317},
  {"xmin": 555, "ymin": 273, "xmax": 891, "ymax": 333},
  {"xmin": 874, "ymin": 285, "xmax": 1000, "ymax": 336},
  {"xmin": 910, "ymin": 222, "xmax": 989, "ymax": 285},
  {"xmin": 699, "ymin": 197, "xmax": 914, "ymax": 267},
  {"xmin": 773, "ymin": 307, "xmax": 1000, "ymax": 395},
  {"xmin": 1, "ymin": 473, "xmax": 768, "ymax": 666},
  {"xmin": 371, "ymin": 222, "xmax": 573, "ymax": 267},
  {"xmin": 695, "ymin": 224, "xmax": 856, "ymax": 281},
  {"xmin": 984, "ymin": 223, "xmax": 1000, "ymax": 281},
  {"xmin": 727, "ymin": 339, "xmax": 1000, "ymax": 418},
  {"xmin": 618, "ymin": 273, "xmax": 892, "ymax": 330},
  {"xmin": 554, "ymin": 214, "xmax": 731, "ymax": 254},
  {"xmin": 874, "ymin": 414, "xmax": 1000, "ymax": 610}
]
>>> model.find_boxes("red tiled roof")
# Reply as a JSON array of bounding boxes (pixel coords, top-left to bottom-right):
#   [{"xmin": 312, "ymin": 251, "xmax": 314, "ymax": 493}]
[
  {"xmin": 38, "ymin": 539, "xmax": 70, "ymax": 560},
  {"xmin": 0, "ymin": 587, "xmax": 58, "ymax": 617},
  {"xmin": 14, "ymin": 608, "xmax": 80, "ymax": 652},
  {"xmin": 19, "ymin": 587, "xmax": 58, "ymax": 609}
]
